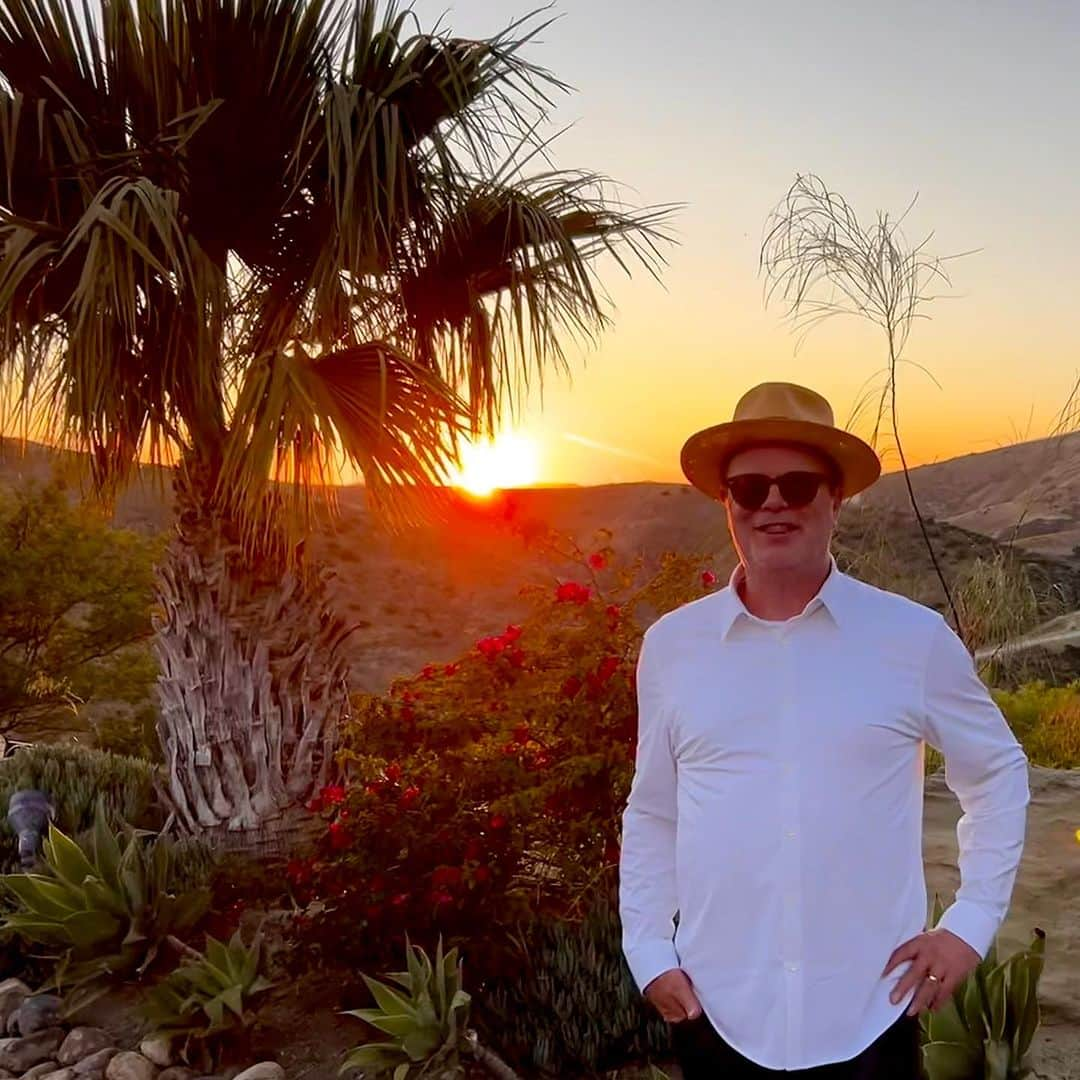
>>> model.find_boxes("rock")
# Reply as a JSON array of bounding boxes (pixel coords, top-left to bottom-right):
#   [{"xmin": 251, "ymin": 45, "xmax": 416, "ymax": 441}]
[
  {"xmin": 40, "ymin": 1071, "xmax": 78, "ymax": 1080},
  {"xmin": 138, "ymin": 1036, "xmax": 174, "ymax": 1069},
  {"xmin": 75, "ymin": 1049, "xmax": 120, "ymax": 1075},
  {"xmin": 0, "ymin": 1027, "xmax": 65, "ymax": 1073},
  {"xmin": 59, "ymin": 1029, "xmax": 113, "ymax": 1067},
  {"xmin": 9, "ymin": 995, "xmax": 63, "ymax": 1036},
  {"xmin": 0, "ymin": 1068, "xmax": 13, "ymax": 1080},
  {"xmin": 158, "ymin": 1070, "xmax": 199, "ymax": 1080},
  {"xmin": 105, "ymin": 1052, "xmax": 159, "ymax": 1080},
  {"xmin": 231, "ymin": 1066, "xmax": 284, "ymax": 1080},
  {"xmin": 0, "ymin": 980, "xmax": 30, "ymax": 1032},
  {"xmin": 22, "ymin": 1062, "xmax": 61, "ymax": 1079}
]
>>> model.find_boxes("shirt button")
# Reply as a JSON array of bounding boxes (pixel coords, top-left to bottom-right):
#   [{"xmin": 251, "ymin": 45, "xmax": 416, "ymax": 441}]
[{"xmin": 786, "ymin": 962, "xmax": 799, "ymax": 972}]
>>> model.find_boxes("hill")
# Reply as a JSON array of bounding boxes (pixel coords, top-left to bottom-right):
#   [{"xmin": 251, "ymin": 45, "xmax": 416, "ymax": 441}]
[{"xmin": 4, "ymin": 437, "xmax": 1080, "ymax": 692}]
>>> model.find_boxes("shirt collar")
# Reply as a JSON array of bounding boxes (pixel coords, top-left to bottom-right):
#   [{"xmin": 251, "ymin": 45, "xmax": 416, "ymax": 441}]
[{"xmin": 715, "ymin": 554, "xmax": 851, "ymax": 640}]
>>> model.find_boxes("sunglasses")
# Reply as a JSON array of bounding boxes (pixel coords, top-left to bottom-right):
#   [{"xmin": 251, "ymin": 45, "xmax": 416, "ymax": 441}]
[{"xmin": 722, "ymin": 470, "xmax": 832, "ymax": 511}]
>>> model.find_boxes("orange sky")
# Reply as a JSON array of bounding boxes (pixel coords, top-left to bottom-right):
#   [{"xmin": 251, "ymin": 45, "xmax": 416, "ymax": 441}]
[{"xmin": 410, "ymin": 0, "xmax": 1080, "ymax": 489}]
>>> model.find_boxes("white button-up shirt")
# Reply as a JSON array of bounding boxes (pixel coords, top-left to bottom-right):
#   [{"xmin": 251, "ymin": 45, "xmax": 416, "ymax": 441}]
[{"xmin": 619, "ymin": 556, "xmax": 1030, "ymax": 1070}]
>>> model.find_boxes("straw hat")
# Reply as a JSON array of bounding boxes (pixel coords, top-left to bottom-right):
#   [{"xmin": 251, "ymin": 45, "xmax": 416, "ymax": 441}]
[{"xmin": 680, "ymin": 382, "xmax": 881, "ymax": 500}]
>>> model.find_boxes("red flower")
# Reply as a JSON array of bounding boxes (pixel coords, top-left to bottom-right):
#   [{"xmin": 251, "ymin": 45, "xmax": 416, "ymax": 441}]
[
  {"xmin": 478, "ymin": 634, "xmax": 507, "ymax": 658},
  {"xmin": 507, "ymin": 647, "xmax": 526, "ymax": 668},
  {"xmin": 513, "ymin": 723, "xmax": 530, "ymax": 744},
  {"xmin": 443, "ymin": 662, "xmax": 460, "ymax": 676},
  {"xmin": 702, "ymin": 569, "xmax": 717, "ymax": 588},
  {"xmin": 588, "ymin": 552, "xmax": 607, "ymax": 570},
  {"xmin": 327, "ymin": 821, "xmax": 350, "ymax": 850},
  {"xmin": 474, "ymin": 865, "xmax": 491, "ymax": 883},
  {"xmin": 391, "ymin": 893, "xmax": 408, "ymax": 907},
  {"xmin": 504, "ymin": 624, "xmax": 523, "ymax": 641},
  {"xmin": 420, "ymin": 663, "xmax": 438, "ymax": 680},
  {"xmin": 320, "ymin": 784, "xmax": 346, "ymax": 806},
  {"xmin": 489, "ymin": 814, "xmax": 507, "ymax": 830},
  {"xmin": 286, "ymin": 859, "xmax": 312, "ymax": 885},
  {"xmin": 432, "ymin": 890, "xmax": 453, "ymax": 906},
  {"xmin": 363, "ymin": 782, "xmax": 383, "ymax": 797},
  {"xmin": 385, "ymin": 762, "xmax": 402, "ymax": 783},
  {"xmin": 606, "ymin": 604, "xmax": 621, "ymax": 622},
  {"xmin": 561, "ymin": 675, "xmax": 583, "ymax": 699},
  {"xmin": 432, "ymin": 866, "xmax": 462, "ymax": 888},
  {"xmin": 400, "ymin": 785, "xmax": 421, "ymax": 807},
  {"xmin": 555, "ymin": 582, "xmax": 592, "ymax": 604},
  {"xmin": 596, "ymin": 655, "xmax": 620, "ymax": 684},
  {"xmin": 305, "ymin": 797, "xmax": 324, "ymax": 814}
]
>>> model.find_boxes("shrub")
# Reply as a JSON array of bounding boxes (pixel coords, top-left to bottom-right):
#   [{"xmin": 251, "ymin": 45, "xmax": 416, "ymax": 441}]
[
  {"xmin": 993, "ymin": 681, "xmax": 1080, "ymax": 767},
  {"xmin": 0, "ymin": 800, "xmax": 212, "ymax": 1002},
  {"xmin": 289, "ymin": 534, "xmax": 716, "ymax": 974},
  {"xmin": 474, "ymin": 880, "xmax": 670, "ymax": 1076},
  {"xmin": 0, "ymin": 743, "xmax": 162, "ymax": 870}
]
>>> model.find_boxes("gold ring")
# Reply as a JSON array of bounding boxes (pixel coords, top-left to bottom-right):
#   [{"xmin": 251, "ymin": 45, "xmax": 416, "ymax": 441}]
[{"xmin": 927, "ymin": 974, "xmax": 940, "ymax": 982}]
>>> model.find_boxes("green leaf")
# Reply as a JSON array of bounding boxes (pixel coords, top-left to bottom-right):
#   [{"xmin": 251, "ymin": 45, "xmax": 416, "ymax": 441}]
[
  {"xmin": 361, "ymin": 973, "xmax": 419, "ymax": 1020},
  {"xmin": 921, "ymin": 1040, "xmax": 980, "ymax": 1080},
  {"xmin": 42, "ymin": 823, "xmax": 98, "ymax": 890},
  {"xmin": 983, "ymin": 1036, "xmax": 1011, "ymax": 1080}
]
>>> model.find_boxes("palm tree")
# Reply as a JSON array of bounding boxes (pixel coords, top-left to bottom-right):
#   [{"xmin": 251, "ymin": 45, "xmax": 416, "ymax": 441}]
[{"xmin": 0, "ymin": 0, "xmax": 671, "ymax": 851}]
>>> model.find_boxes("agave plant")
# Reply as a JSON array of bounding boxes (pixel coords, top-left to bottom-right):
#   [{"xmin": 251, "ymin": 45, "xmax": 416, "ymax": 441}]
[
  {"xmin": 0, "ymin": 798, "xmax": 211, "ymax": 999},
  {"xmin": 143, "ymin": 927, "xmax": 275, "ymax": 1068},
  {"xmin": 341, "ymin": 936, "xmax": 520, "ymax": 1080},
  {"xmin": 920, "ymin": 893, "xmax": 1046, "ymax": 1080}
]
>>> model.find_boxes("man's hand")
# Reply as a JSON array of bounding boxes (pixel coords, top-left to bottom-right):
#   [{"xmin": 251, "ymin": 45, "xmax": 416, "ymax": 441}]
[
  {"xmin": 882, "ymin": 928, "xmax": 983, "ymax": 1016},
  {"xmin": 643, "ymin": 968, "xmax": 703, "ymax": 1023}
]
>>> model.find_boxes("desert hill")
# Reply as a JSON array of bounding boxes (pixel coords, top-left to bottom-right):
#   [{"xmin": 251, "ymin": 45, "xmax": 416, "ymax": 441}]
[
  {"xmin": 863, "ymin": 430, "xmax": 1080, "ymax": 558},
  {"xmin": 5, "ymin": 435, "xmax": 1080, "ymax": 692}
]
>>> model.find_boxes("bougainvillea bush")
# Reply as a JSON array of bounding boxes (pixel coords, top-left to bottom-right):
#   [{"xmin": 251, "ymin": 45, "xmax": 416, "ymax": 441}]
[{"xmin": 284, "ymin": 528, "xmax": 719, "ymax": 978}]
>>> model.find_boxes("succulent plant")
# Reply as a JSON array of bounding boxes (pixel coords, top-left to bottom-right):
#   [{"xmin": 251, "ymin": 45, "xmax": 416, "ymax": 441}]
[
  {"xmin": 475, "ymin": 889, "xmax": 670, "ymax": 1076},
  {"xmin": 143, "ymin": 927, "xmax": 275, "ymax": 1067},
  {"xmin": 0, "ymin": 797, "xmax": 211, "ymax": 1000},
  {"xmin": 920, "ymin": 892, "xmax": 1046, "ymax": 1080},
  {"xmin": 341, "ymin": 935, "xmax": 520, "ymax": 1080}
]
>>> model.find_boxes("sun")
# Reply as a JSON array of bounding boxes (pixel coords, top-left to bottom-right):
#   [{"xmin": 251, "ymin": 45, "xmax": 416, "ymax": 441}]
[{"xmin": 450, "ymin": 431, "xmax": 541, "ymax": 496}]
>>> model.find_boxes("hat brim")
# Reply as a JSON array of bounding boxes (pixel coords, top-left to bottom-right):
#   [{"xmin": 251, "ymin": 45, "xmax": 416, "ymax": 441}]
[{"xmin": 680, "ymin": 418, "xmax": 881, "ymax": 501}]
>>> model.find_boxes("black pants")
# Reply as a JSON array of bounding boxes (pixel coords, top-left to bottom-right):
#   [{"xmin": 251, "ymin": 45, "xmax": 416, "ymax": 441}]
[{"xmin": 671, "ymin": 1009, "xmax": 924, "ymax": 1079}]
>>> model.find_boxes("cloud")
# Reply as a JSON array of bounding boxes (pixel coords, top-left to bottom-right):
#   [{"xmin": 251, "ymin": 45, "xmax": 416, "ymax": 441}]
[{"xmin": 560, "ymin": 431, "xmax": 667, "ymax": 467}]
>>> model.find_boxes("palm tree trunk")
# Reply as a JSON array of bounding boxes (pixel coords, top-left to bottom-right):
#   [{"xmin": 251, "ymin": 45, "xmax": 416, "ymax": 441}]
[{"xmin": 152, "ymin": 457, "xmax": 352, "ymax": 855}]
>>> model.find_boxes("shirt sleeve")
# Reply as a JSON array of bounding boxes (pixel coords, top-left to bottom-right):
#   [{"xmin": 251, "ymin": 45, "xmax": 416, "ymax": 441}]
[
  {"xmin": 619, "ymin": 624, "xmax": 681, "ymax": 993},
  {"xmin": 920, "ymin": 614, "xmax": 1030, "ymax": 959}
]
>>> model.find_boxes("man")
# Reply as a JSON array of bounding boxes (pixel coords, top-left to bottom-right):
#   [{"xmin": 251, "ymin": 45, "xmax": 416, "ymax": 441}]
[{"xmin": 619, "ymin": 382, "xmax": 1030, "ymax": 1078}]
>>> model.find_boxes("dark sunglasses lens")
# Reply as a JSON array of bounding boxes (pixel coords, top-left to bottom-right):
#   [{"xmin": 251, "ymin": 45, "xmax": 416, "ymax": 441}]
[
  {"xmin": 777, "ymin": 472, "xmax": 824, "ymax": 507},
  {"xmin": 726, "ymin": 474, "xmax": 770, "ymax": 509}
]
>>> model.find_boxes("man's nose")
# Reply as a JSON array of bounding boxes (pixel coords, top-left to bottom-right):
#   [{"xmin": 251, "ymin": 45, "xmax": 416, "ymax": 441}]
[{"xmin": 759, "ymin": 482, "xmax": 788, "ymax": 510}]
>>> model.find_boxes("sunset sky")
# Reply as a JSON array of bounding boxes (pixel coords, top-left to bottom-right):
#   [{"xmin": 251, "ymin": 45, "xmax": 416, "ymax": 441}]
[{"xmin": 410, "ymin": 0, "xmax": 1080, "ymax": 488}]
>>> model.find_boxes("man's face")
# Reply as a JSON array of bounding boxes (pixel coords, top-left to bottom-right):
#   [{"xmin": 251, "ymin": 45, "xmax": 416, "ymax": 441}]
[{"xmin": 723, "ymin": 444, "xmax": 842, "ymax": 575}]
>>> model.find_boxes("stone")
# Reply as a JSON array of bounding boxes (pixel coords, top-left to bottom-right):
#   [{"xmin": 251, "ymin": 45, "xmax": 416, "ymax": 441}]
[
  {"xmin": 0, "ymin": 980, "xmax": 30, "ymax": 1032},
  {"xmin": 158, "ymin": 1070, "xmax": 199, "ymax": 1080},
  {"xmin": 40, "ymin": 1071, "xmax": 78, "ymax": 1080},
  {"xmin": 105, "ymin": 1052, "xmax": 159, "ymax": 1080},
  {"xmin": 9, "ymin": 995, "xmax": 62, "ymax": 1036},
  {"xmin": 0, "ymin": 1068, "xmax": 13, "ymax": 1080},
  {"xmin": 75, "ymin": 1049, "xmax": 120, "ymax": 1075},
  {"xmin": 59, "ymin": 1029, "xmax": 114, "ymax": 1067},
  {"xmin": 137, "ymin": 1036, "xmax": 174, "ymax": 1069},
  {"xmin": 21, "ymin": 1061, "xmax": 60, "ymax": 1079},
  {"xmin": 0, "ymin": 1027, "xmax": 65, "ymax": 1073},
  {"xmin": 231, "ymin": 1066, "xmax": 285, "ymax": 1080}
]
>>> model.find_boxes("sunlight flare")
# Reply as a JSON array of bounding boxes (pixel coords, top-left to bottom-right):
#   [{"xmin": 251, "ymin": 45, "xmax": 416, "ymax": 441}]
[{"xmin": 450, "ymin": 431, "xmax": 541, "ymax": 496}]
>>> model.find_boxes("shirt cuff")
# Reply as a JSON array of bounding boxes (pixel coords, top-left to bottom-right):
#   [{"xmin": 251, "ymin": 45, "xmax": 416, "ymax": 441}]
[
  {"xmin": 624, "ymin": 940, "xmax": 681, "ymax": 994},
  {"xmin": 935, "ymin": 899, "xmax": 1000, "ymax": 960}
]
